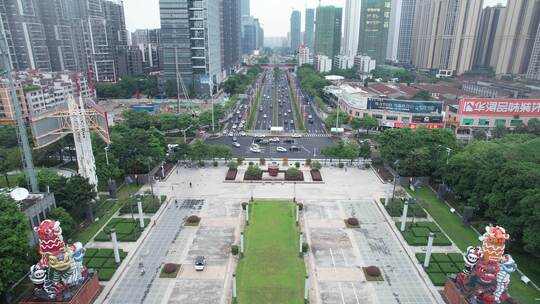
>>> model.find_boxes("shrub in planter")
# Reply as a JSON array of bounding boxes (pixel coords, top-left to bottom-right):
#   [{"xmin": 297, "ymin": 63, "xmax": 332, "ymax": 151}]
[
  {"xmin": 244, "ymin": 165, "xmax": 262, "ymax": 180},
  {"xmin": 305, "ymin": 159, "xmax": 312, "ymax": 166},
  {"xmin": 365, "ymin": 266, "xmax": 381, "ymax": 277},
  {"xmin": 285, "ymin": 167, "xmax": 303, "ymax": 181},
  {"xmin": 241, "ymin": 202, "xmax": 248, "ymax": 210},
  {"xmin": 297, "ymin": 202, "xmax": 303, "ymax": 211},
  {"xmin": 338, "ymin": 163, "xmax": 344, "ymax": 168},
  {"xmin": 231, "ymin": 245, "xmax": 239, "ymax": 255},
  {"xmin": 237, "ymin": 158, "xmax": 244, "ymax": 165},
  {"xmin": 228, "ymin": 161, "xmax": 238, "ymax": 170},
  {"xmin": 248, "ymin": 161, "xmax": 254, "ymax": 167},
  {"xmin": 310, "ymin": 170, "xmax": 322, "ymax": 181},
  {"xmin": 163, "ymin": 263, "xmax": 178, "ymax": 273},
  {"xmin": 347, "ymin": 217, "xmax": 359, "ymax": 226},
  {"xmin": 186, "ymin": 215, "xmax": 201, "ymax": 225},
  {"xmin": 295, "ymin": 162, "xmax": 300, "ymax": 168},
  {"xmin": 259, "ymin": 158, "xmax": 266, "ymax": 166},
  {"xmin": 311, "ymin": 161, "xmax": 322, "ymax": 171},
  {"xmin": 198, "ymin": 161, "xmax": 205, "ymax": 167},
  {"xmin": 213, "ymin": 160, "xmax": 218, "ymax": 167},
  {"xmin": 225, "ymin": 169, "xmax": 237, "ymax": 180},
  {"xmin": 302, "ymin": 242, "xmax": 309, "ymax": 253}
]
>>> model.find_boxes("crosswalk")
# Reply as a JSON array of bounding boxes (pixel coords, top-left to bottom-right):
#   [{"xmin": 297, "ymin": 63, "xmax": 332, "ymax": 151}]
[{"xmin": 304, "ymin": 133, "xmax": 332, "ymax": 138}]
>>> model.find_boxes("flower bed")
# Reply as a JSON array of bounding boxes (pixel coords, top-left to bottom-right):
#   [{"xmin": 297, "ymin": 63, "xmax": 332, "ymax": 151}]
[
  {"xmin": 226, "ymin": 168, "xmax": 237, "ymax": 180},
  {"xmin": 362, "ymin": 266, "xmax": 384, "ymax": 281},
  {"xmin": 310, "ymin": 170, "xmax": 322, "ymax": 181},
  {"xmin": 185, "ymin": 215, "xmax": 201, "ymax": 226}
]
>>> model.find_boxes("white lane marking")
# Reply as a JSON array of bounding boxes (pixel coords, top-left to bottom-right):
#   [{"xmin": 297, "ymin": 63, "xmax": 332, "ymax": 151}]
[
  {"xmin": 338, "ymin": 282, "xmax": 346, "ymax": 304},
  {"xmin": 329, "ymin": 248, "xmax": 336, "ymax": 269},
  {"xmin": 341, "ymin": 248, "xmax": 349, "ymax": 267},
  {"xmin": 351, "ymin": 282, "xmax": 360, "ymax": 304}
]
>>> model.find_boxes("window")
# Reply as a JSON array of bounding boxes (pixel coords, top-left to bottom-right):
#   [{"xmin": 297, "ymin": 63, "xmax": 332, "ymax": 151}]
[
  {"xmin": 373, "ymin": 114, "xmax": 383, "ymax": 119},
  {"xmin": 478, "ymin": 119, "xmax": 490, "ymax": 126},
  {"xmin": 386, "ymin": 116, "xmax": 398, "ymax": 121},
  {"xmin": 495, "ymin": 119, "xmax": 506, "ymax": 126},
  {"xmin": 510, "ymin": 120, "xmax": 523, "ymax": 127},
  {"xmin": 355, "ymin": 112, "xmax": 360, "ymax": 117},
  {"xmin": 462, "ymin": 118, "xmax": 474, "ymax": 126}
]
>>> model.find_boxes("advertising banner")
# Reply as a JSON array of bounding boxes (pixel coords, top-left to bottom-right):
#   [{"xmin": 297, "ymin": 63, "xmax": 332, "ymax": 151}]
[
  {"xmin": 394, "ymin": 122, "xmax": 443, "ymax": 129},
  {"xmin": 368, "ymin": 98, "xmax": 442, "ymax": 114},
  {"xmin": 411, "ymin": 115, "xmax": 443, "ymax": 123},
  {"xmin": 459, "ymin": 98, "xmax": 540, "ymax": 116}
]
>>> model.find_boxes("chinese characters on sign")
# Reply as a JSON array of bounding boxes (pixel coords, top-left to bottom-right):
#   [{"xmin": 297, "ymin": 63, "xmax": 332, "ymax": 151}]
[
  {"xmin": 459, "ymin": 98, "xmax": 540, "ymax": 115},
  {"xmin": 367, "ymin": 98, "xmax": 443, "ymax": 114},
  {"xmin": 394, "ymin": 122, "xmax": 443, "ymax": 129}
]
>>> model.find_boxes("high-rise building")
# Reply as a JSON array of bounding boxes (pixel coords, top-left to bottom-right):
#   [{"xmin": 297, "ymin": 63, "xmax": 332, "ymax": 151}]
[
  {"xmin": 411, "ymin": 0, "xmax": 482, "ymax": 75},
  {"xmin": 258, "ymin": 23, "xmax": 264, "ymax": 49},
  {"xmin": 160, "ymin": 0, "xmax": 223, "ymax": 97},
  {"xmin": 474, "ymin": 5, "xmax": 505, "ymax": 67},
  {"xmin": 290, "ymin": 10, "xmax": 301, "ymax": 51},
  {"xmin": 491, "ymin": 0, "xmax": 540, "ymax": 75},
  {"xmin": 315, "ymin": 55, "xmax": 332, "ymax": 73},
  {"xmin": 314, "ymin": 6, "xmax": 342, "ymax": 60},
  {"xmin": 298, "ymin": 45, "xmax": 313, "ymax": 65},
  {"xmin": 342, "ymin": 0, "xmax": 361, "ymax": 57},
  {"xmin": 355, "ymin": 54, "xmax": 376, "ymax": 73},
  {"xmin": 131, "ymin": 29, "xmax": 161, "ymax": 73},
  {"xmin": 242, "ymin": 15, "xmax": 257, "ymax": 53},
  {"xmin": 333, "ymin": 55, "xmax": 354, "ymax": 70},
  {"xmin": 386, "ymin": 0, "xmax": 402, "ymax": 62},
  {"xmin": 304, "ymin": 8, "xmax": 315, "ymax": 50},
  {"xmin": 527, "ymin": 24, "xmax": 540, "ymax": 80},
  {"xmin": 241, "ymin": 0, "xmax": 250, "ymax": 16},
  {"xmin": 222, "ymin": 0, "xmax": 242, "ymax": 74},
  {"xmin": 396, "ymin": 0, "xmax": 416, "ymax": 64},
  {"xmin": 116, "ymin": 45, "xmax": 143, "ymax": 77},
  {"xmin": 132, "ymin": 29, "xmax": 161, "ymax": 45},
  {"xmin": 357, "ymin": 0, "xmax": 391, "ymax": 64}
]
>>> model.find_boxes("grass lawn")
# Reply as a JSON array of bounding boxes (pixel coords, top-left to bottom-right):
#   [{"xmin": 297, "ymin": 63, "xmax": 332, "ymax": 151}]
[
  {"xmin": 236, "ymin": 201, "xmax": 306, "ymax": 304},
  {"xmin": 410, "ymin": 187, "xmax": 540, "ymax": 303},
  {"xmin": 0, "ymin": 173, "xmax": 21, "ymax": 188},
  {"xmin": 84, "ymin": 248, "xmax": 128, "ymax": 281}
]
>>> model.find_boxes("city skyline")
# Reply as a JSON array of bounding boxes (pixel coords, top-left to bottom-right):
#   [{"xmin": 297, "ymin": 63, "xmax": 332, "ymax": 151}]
[{"xmin": 124, "ymin": 0, "xmax": 507, "ymax": 37}]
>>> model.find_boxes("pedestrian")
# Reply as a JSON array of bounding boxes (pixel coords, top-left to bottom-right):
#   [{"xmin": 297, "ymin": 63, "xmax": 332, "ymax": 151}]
[
  {"xmin": 171, "ymin": 185, "xmax": 173, "ymax": 191},
  {"xmin": 175, "ymin": 199, "xmax": 178, "ymax": 208},
  {"xmin": 152, "ymin": 221, "xmax": 156, "ymax": 227},
  {"xmin": 189, "ymin": 182, "xmax": 192, "ymax": 188}
]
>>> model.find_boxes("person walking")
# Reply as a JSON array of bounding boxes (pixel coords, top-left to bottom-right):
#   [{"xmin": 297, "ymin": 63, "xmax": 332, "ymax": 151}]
[{"xmin": 189, "ymin": 182, "xmax": 192, "ymax": 188}]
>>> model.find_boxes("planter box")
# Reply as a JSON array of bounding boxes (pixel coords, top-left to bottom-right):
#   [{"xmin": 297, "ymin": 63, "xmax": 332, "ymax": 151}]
[
  {"xmin": 310, "ymin": 170, "xmax": 322, "ymax": 181},
  {"xmin": 244, "ymin": 171, "xmax": 262, "ymax": 181},
  {"xmin": 226, "ymin": 169, "xmax": 237, "ymax": 180},
  {"xmin": 285, "ymin": 171, "xmax": 304, "ymax": 181}
]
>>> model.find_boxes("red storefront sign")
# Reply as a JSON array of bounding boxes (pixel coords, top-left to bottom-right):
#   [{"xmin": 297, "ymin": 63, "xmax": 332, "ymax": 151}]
[
  {"xmin": 394, "ymin": 122, "xmax": 443, "ymax": 129},
  {"xmin": 459, "ymin": 98, "xmax": 540, "ymax": 116}
]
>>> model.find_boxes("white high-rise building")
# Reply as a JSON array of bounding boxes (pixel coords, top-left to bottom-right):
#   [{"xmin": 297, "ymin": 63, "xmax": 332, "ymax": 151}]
[
  {"xmin": 298, "ymin": 46, "xmax": 313, "ymax": 65},
  {"xmin": 316, "ymin": 55, "xmax": 333, "ymax": 73},
  {"xmin": 342, "ymin": 0, "xmax": 361, "ymax": 57},
  {"xmin": 387, "ymin": 0, "xmax": 402, "ymax": 62},
  {"xmin": 355, "ymin": 55, "xmax": 376, "ymax": 74},
  {"xmin": 333, "ymin": 55, "xmax": 355, "ymax": 70}
]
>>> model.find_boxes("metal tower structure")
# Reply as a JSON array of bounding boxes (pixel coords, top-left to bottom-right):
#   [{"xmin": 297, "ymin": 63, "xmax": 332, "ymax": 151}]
[
  {"xmin": 0, "ymin": 21, "xmax": 39, "ymax": 192},
  {"xmin": 67, "ymin": 94, "xmax": 99, "ymax": 189}
]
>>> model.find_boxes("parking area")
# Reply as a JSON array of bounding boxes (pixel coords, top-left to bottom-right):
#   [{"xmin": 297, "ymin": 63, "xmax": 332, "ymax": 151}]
[{"xmin": 303, "ymin": 199, "xmax": 443, "ymax": 304}]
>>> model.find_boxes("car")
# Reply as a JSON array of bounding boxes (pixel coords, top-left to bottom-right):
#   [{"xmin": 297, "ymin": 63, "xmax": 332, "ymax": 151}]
[
  {"xmin": 284, "ymin": 120, "xmax": 288, "ymax": 124},
  {"xmin": 278, "ymin": 112, "xmax": 281, "ymax": 116},
  {"xmin": 254, "ymin": 138, "xmax": 262, "ymax": 143},
  {"xmin": 232, "ymin": 142, "xmax": 241, "ymax": 148},
  {"xmin": 241, "ymin": 119, "xmax": 246, "ymax": 124},
  {"xmin": 289, "ymin": 146, "xmax": 300, "ymax": 152},
  {"xmin": 222, "ymin": 129, "xmax": 228, "ymax": 135},
  {"xmin": 236, "ymin": 111, "xmax": 240, "ymax": 114},
  {"xmin": 292, "ymin": 133, "xmax": 302, "ymax": 138},
  {"xmin": 284, "ymin": 139, "xmax": 294, "ymax": 144},
  {"xmin": 228, "ymin": 132, "xmax": 234, "ymax": 137},
  {"xmin": 195, "ymin": 256, "xmax": 206, "ymax": 271},
  {"xmin": 269, "ymin": 137, "xmax": 280, "ymax": 142},
  {"xmin": 284, "ymin": 113, "xmax": 288, "ymax": 117},
  {"xmin": 260, "ymin": 139, "xmax": 270, "ymax": 145},
  {"xmin": 276, "ymin": 146, "xmax": 287, "ymax": 153},
  {"xmin": 290, "ymin": 120, "xmax": 294, "ymax": 125},
  {"xmin": 249, "ymin": 147, "xmax": 261, "ymax": 153},
  {"xmin": 232, "ymin": 124, "xmax": 237, "ymax": 129},
  {"xmin": 232, "ymin": 136, "xmax": 238, "ymax": 142},
  {"xmin": 288, "ymin": 109, "xmax": 292, "ymax": 113},
  {"xmin": 263, "ymin": 114, "xmax": 267, "ymax": 118},
  {"xmin": 251, "ymin": 143, "xmax": 260, "ymax": 149},
  {"xmin": 239, "ymin": 131, "xmax": 246, "ymax": 136}
]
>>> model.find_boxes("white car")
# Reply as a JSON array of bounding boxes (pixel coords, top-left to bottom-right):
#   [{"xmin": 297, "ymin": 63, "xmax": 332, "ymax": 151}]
[
  {"xmin": 269, "ymin": 137, "xmax": 280, "ymax": 142},
  {"xmin": 222, "ymin": 129, "xmax": 228, "ymax": 135},
  {"xmin": 249, "ymin": 147, "xmax": 261, "ymax": 153},
  {"xmin": 239, "ymin": 131, "xmax": 247, "ymax": 136},
  {"xmin": 195, "ymin": 256, "xmax": 206, "ymax": 271},
  {"xmin": 263, "ymin": 114, "xmax": 267, "ymax": 118},
  {"xmin": 232, "ymin": 142, "xmax": 241, "ymax": 148},
  {"xmin": 228, "ymin": 132, "xmax": 234, "ymax": 137},
  {"xmin": 251, "ymin": 143, "xmax": 260, "ymax": 149},
  {"xmin": 292, "ymin": 133, "xmax": 302, "ymax": 138},
  {"xmin": 276, "ymin": 146, "xmax": 287, "ymax": 153}
]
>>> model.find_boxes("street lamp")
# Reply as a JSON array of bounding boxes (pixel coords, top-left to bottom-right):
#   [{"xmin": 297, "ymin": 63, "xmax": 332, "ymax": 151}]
[
  {"xmin": 125, "ymin": 176, "xmax": 136, "ymax": 228},
  {"xmin": 392, "ymin": 159, "xmax": 400, "ymax": 201},
  {"xmin": 104, "ymin": 146, "xmax": 110, "ymax": 165},
  {"xmin": 293, "ymin": 182, "xmax": 297, "ymax": 202},
  {"xmin": 147, "ymin": 157, "xmax": 154, "ymax": 197}
]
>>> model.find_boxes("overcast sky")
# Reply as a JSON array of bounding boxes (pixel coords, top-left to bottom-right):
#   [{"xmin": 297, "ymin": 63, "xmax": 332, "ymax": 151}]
[{"xmin": 123, "ymin": 0, "xmax": 508, "ymax": 37}]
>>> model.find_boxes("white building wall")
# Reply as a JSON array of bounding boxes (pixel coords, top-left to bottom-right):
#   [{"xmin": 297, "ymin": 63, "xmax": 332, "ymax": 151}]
[
  {"xmin": 387, "ymin": 0, "xmax": 402, "ymax": 61},
  {"xmin": 343, "ymin": 0, "xmax": 361, "ymax": 57}
]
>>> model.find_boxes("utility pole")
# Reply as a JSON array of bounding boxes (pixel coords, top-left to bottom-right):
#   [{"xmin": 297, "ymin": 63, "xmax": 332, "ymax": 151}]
[
  {"xmin": 210, "ymin": 77, "xmax": 215, "ymax": 133},
  {"xmin": 0, "ymin": 27, "xmax": 38, "ymax": 192}
]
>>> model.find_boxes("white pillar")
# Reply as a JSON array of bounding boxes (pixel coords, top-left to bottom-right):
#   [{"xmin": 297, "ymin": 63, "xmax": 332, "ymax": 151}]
[
  {"xmin": 137, "ymin": 198, "xmax": 145, "ymax": 228},
  {"xmin": 232, "ymin": 273, "xmax": 237, "ymax": 299},
  {"xmin": 246, "ymin": 204, "xmax": 249, "ymax": 224},
  {"xmin": 295, "ymin": 204, "xmax": 299, "ymax": 224},
  {"xmin": 240, "ymin": 232, "xmax": 244, "ymax": 254},
  {"xmin": 299, "ymin": 232, "xmax": 303, "ymax": 254},
  {"xmin": 385, "ymin": 192, "xmax": 391, "ymax": 207},
  {"xmin": 111, "ymin": 228, "xmax": 121, "ymax": 264},
  {"xmin": 400, "ymin": 202, "xmax": 409, "ymax": 232},
  {"xmin": 424, "ymin": 233, "xmax": 435, "ymax": 268},
  {"xmin": 304, "ymin": 275, "xmax": 309, "ymax": 301}
]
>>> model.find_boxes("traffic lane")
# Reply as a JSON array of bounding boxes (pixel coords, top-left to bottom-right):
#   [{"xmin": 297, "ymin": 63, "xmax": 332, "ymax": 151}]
[{"xmin": 206, "ymin": 136, "xmax": 337, "ymax": 159}]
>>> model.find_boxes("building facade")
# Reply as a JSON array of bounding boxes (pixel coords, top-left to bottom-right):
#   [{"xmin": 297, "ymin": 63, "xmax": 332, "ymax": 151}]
[
  {"xmin": 314, "ymin": 6, "xmax": 342, "ymax": 60},
  {"xmin": 491, "ymin": 0, "xmax": 540, "ymax": 76},
  {"xmin": 131, "ymin": 29, "xmax": 161, "ymax": 73},
  {"xmin": 298, "ymin": 45, "xmax": 312, "ymax": 66},
  {"xmin": 342, "ymin": 0, "xmax": 361, "ymax": 57},
  {"xmin": 116, "ymin": 45, "xmax": 143, "ymax": 77},
  {"xmin": 333, "ymin": 55, "xmax": 354, "ymax": 70},
  {"xmin": 396, "ymin": 0, "xmax": 415, "ymax": 64},
  {"xmin": 411, "ymin": 0, "xmax": 482, "ymax": 75},
  {"xmin": 304, "ymin": 8, "xmax": 315, "ymax": 50},
  {"xmin": 355, "ymin": 55, "xmax": 376, "ymax": 74},
  {"xmin": 222, "ymin": 0, "xmax": 242, "ymax": 74},
  {"xmin": 315, "ymin": 55, "xmax": 332, "ymax": 73},
  {"xmin": 358, "ymin": 0, "xmax": 391, "ymax": 64},
  {"xmin": 386, "ymin": 0, "xmax": 402, "ymax": 62},
  {"xmin": 527, "ymin": 24, "xmax": 540, "ymax": 80},
  {"xmin": 241, "ymin": 0, "xmax": 249, "ymax": 16},
  {"xmin": 290, "ymin": 10, "xmax": 301, "ymax": 51},
  {"xmin": 474, "ymin": 5, "xmax": 505, "ymax": 67}
]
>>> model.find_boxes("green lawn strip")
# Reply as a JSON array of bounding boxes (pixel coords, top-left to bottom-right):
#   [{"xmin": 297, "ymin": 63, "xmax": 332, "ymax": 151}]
[
  {"xmin": 94, "ymin": 218, "xmax": 151, "ymax": 242},
  {"xmin": 287, "ymin": 77, "xmax": 305, "ymax": 131},
  {"xmin": 73, "ymin": 183, "xmax": 142, "ymax": 243},
  {"xmin": 83, "ymin": 248, "xmax": 128, "ymax": 281},
  {"xmin": 236, "ymin": 201, "xmax": 306, "ymax": 304},
  {"xmin": 0, "ymin": 173, "xmax": 22, "ymax": 188},
  {"xmin": 247, "ymin": 77, "xmax": 264, "ymax": 130},
  {"xmin": 408, "ymin": 187, "xmax": 540, "ymax": 303},
  {"xmin": 395, "ymin": 222, "xmax": 451, "ymax": 246}
]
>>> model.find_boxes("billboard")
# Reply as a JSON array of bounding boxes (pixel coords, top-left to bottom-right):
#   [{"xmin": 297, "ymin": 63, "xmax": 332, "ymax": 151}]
[
  {"xmin": 394, "ymin": 122, "xmax": 443, "ymax": 129},
  {"xmin": 411, "ymin": 115, "xmax": 443, "ymax": 123},
  {"xmin": 367, "ymin": 98, "xmax": 442, "ymax": 114},
  {"xmin": 459, "ymin": 98, "xmax": 540, "ymax": 116}
]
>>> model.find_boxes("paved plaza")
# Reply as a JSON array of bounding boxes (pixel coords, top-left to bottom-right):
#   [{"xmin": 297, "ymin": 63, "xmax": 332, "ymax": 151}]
[{"xmin": 98, "ymin": 164, "xmax": 443, "ymax": 304}]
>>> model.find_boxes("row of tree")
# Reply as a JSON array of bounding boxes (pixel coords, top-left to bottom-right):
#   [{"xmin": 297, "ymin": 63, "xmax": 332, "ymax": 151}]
[
  {"xmin": 170, "ymin": 140, "xmax": 232, "ymax": 162},
  {"xmin": 96, "ymin": 76, "xmax": 159, "ymax": 99},
  {"xmin": 222, "ymin": 67, "xmax": 263, "ymax": 95},
  {"xmin": 320, "ymin": 140, "xmax": 371, "ymax": 161},
  {"xmin": 296, "ymin": 65, "xmax": 330, "ymax": 100}
]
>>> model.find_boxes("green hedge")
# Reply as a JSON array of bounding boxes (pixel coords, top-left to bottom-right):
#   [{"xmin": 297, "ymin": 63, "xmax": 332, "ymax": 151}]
[
  {"xmin": 119, "ymin": 195, "xmax": 162, "ymax": 214},
  {"xmin": 415, "ymin": 252, "xmax": 464, "ymax": 286},
  {"xmin": 84, "ymin": 248, "xmax": 129, "ymax": 281},
  {"xmin": 381, "ymin": 198, "xmax": 427, "ymax": 218},
  {"xmin": 396, "ymin": 222, "xmax": 451, "ymax": 246}
]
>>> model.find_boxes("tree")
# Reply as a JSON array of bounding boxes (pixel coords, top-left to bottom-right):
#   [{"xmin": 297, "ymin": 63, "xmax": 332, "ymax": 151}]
[
  {"xmin": 190, "ymin": 140, "xmax": 210, "ymax": 162},
  {"xmin": 492, "ymin": 125, "xmax": 507, "ymax": 139},
  {"xmin": 321, "ymin": 140, "xmax": 359, "ymax": 162},
  {"xmin": 413, "ymin": 89, "xmax": 432, "ymax": 100},
  {"xmin": 158, "ymin": 113, "xmax": 178, "ymax": 131},
  {"xmin": 47, "ymin": 207, "xmax": 76, "ymax": 239},
  {"xmin": 359, "ymin": 142, "xmax": 371, "ymax": 159},
  {"xmin": 0, "ymin": 195, "xmax": 30, "ymax": 297},
  {"xmin": 110, "ymin": 126, "xmax": 165, "ymax": 173},
  {"xmin": 473, "ymin": 129, "xmax": 488, "ymax": 141},
  {"xmin": 0, "ymin": 148, "xmax": 21, "ymax": 187},
  {"xmin": 37, "ymin": 168, "xmax": 67, "ymax": 192},
  {"xmin": 54, "ymin": 175, "xmax": 97, "ymax": 221},
  {"xmin": 164, "ymin": 79, "xmax": 178, "ymax": 98},
  {"xmin": 0, "ymin": 126, "xmax": 18, "ymax": 148},
  {"xmin": 121, "ymin": 109, "xmax": 155, "ymax": 130},
  {"xmin": 324, "ymin": 111, "xmax": 347, "ymax": 128}
]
